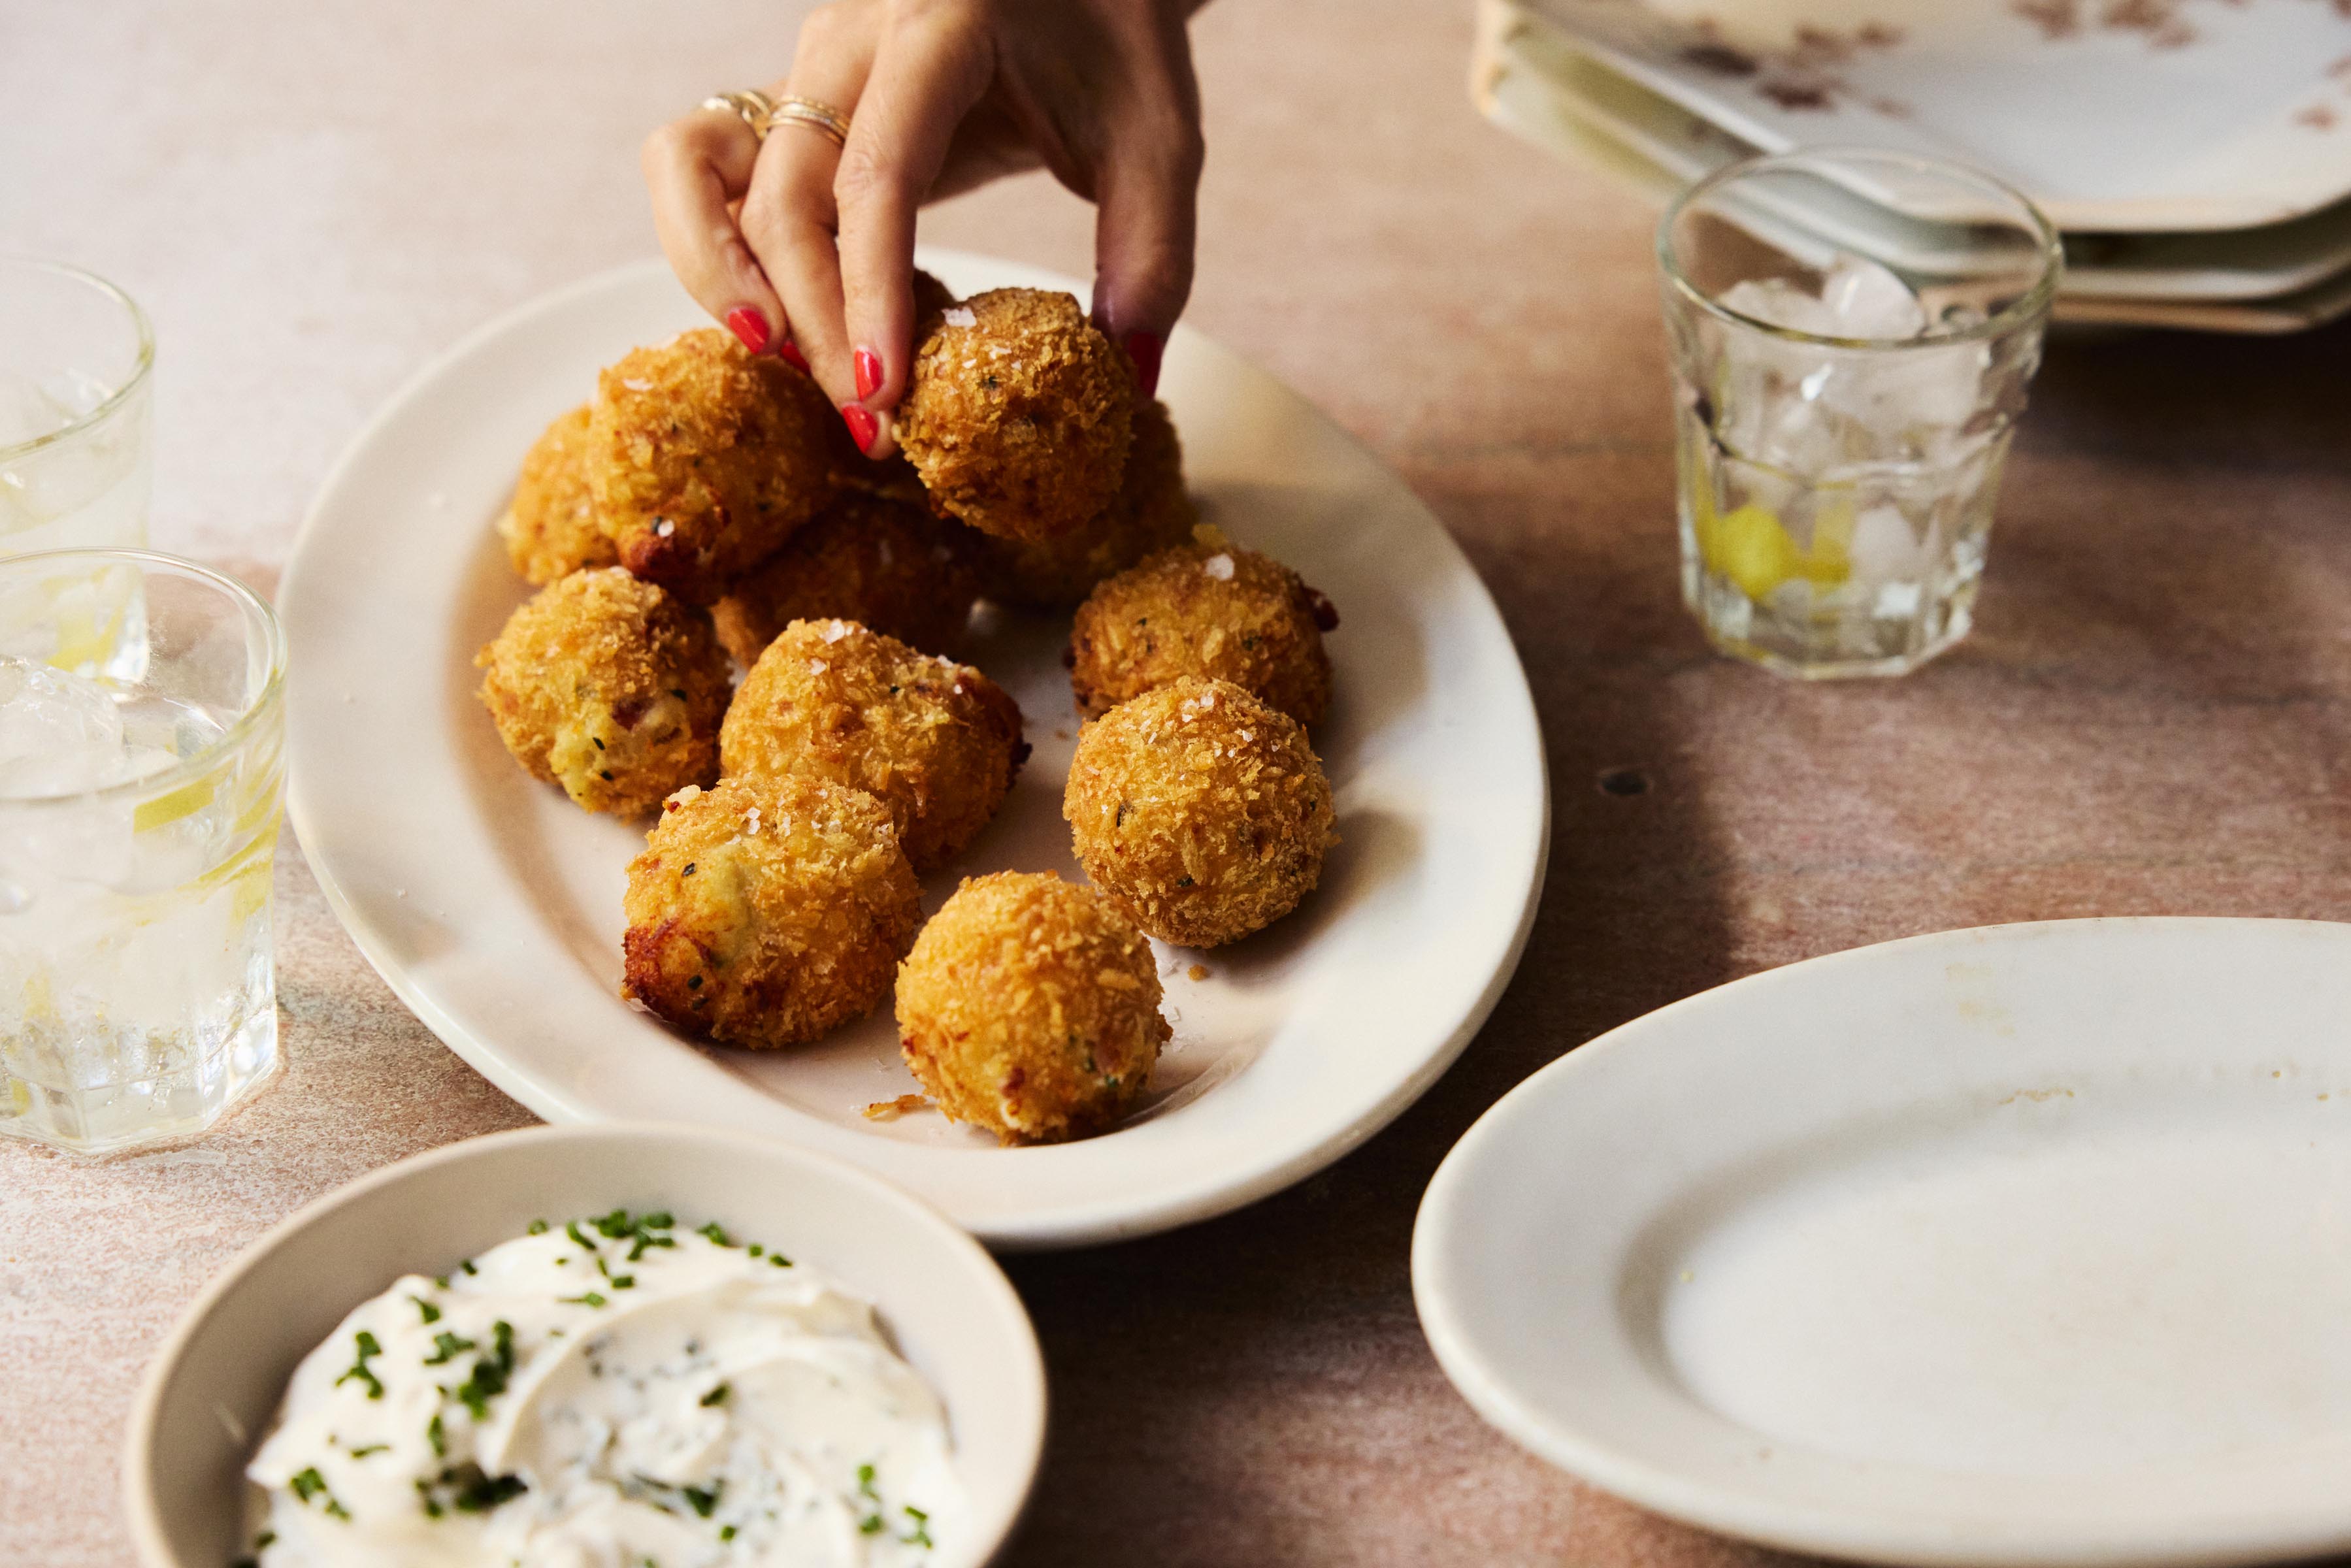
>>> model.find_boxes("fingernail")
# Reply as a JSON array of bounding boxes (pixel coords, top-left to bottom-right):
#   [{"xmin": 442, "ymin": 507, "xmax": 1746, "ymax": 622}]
[
  {"xmin": 778, "ymin": 340, "xmax": 810, "ymax": 374},
  {"xmin": 1123, "ymin": 331, "xmax": 1164, "ymax": 397},
  {"xmin": 726, "ymin": 307, "xmax": 770, "ymax": 355},
  {"xmin": 854, "ymin": 348, "xmax": 883, "ymax": 401},
  {"xmin": 840, "ymin": 402, "xmax": 879, "ymax": 453}
]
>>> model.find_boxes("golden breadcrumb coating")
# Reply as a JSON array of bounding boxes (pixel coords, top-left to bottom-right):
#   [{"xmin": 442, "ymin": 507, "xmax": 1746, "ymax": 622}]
[
  {"xmin": 978, "ymin": 397, "xmax": 1195, "ymax": 610},
  {"xmin": 1064, "ymin": 678, "xmax": 1335, "ymax": 947},
  {"xmin": 895, "ymin": 870, "xmax": 1167, "ymax": 1143},
  {"xmin": 589, "ymin": 328, "xmax": 850, "ymax": 603},
  {"xmin": 1069, "ymin": 524, "xmax": 1338, "ymax": 727},
  {"xmin": 622, "ymin": 775, "xmax": 921, "ymax": 1049},
  {"xmin": 476, "ymin": 568, "xmax": 731, "ymax": 816},
  {"xmin": 499, "ymin": 404, "xmax": 616, "ymax": 585},
  {"xmin": 720, "ymin": 619, "xmax": 1027, "ymax": 873},
  {"xmin": 710, "ymin": 489, "xmax": 983, "ymax": 664},
  {"xmin": 896, "ymin": 287, "xmax": 1133, "ymax": 543}
]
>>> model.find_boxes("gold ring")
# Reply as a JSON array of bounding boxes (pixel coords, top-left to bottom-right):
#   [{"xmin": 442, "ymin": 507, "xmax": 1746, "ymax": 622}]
[
  {"xmin": 769, "ymin": 95, "xmax": 852, "ymax": 150},
  {"xmin": 700, "ymin": 89, "xmax": 780, "ymax": 140}
]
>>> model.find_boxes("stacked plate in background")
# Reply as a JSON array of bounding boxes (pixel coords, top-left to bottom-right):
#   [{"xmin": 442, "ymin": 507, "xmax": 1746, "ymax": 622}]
[{"xmin": 1472, "ymin": 0, "xmax": 2351, "ymax": 332}]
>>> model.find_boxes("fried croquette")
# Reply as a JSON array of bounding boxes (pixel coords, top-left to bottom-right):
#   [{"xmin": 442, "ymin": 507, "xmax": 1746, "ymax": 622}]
[
  {"xmin": 621, "ymin": 775, "xmax": 921, "ymax": 1049},
  {"xmin": 589, "ymin": 328, "xmax": 849, "ymax": 603},
  {"xmin": 896, "ymin": 287, "xmax": 1133, "ymax": 543},
  {"xmin": 895, "ymin": 870, "xmax": 1167, "ymax": 1143},
  {"xmin": 977, "ymin": 397, "xmax": 1196, "ymax": 610},
  {"xmin": 476, "ymin": 568, "xmax": 732, "ymax": 816},
  {"xmin": 710, "ymin": 489, "xmax": 983, "ymax": 664},
  {"xmin": 1064, "ymin": 677, "xmax": 1335, "ymax": 947},
  {"xmin": 498, "ymin": 404, "xmax": 616, "ymax": 585},
  {"xmin": 720, "ymin": 619, "xmax": 1027, "ymax": 872},
  {"xmin": 1068, "ymin": 524, "xmax": 1338, "ymax": 727}
]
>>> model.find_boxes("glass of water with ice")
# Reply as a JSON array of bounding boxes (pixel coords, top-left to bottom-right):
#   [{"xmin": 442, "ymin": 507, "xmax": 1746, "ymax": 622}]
[
  {"xmin": 1, "ymin": 549, "xmax": 286, "ymax": 1154},
  {"xmin": 1, "ymin": 259, "xmax": 154, "ymax": 559},
  {"xmin": 1658, "ymin": 150, "xmax": 2061, "ymax": 677}
]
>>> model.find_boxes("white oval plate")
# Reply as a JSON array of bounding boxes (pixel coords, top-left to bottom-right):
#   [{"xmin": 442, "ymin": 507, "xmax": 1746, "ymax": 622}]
[
  {"xmin": 281, "ymin": 253, "xmax": 1549, "ymax": 1250},
  {"xmin": 1415, "ymin": 917, "xmax": 2351, "ymax": 1568},
  {"xmin": 125, "ymin": 1124, "xmax": 1045, "ymax": 1568}
]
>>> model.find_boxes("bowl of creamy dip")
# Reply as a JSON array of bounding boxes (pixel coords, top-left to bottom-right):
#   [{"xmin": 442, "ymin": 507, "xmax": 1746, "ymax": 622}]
[{"xmin": 123, "ymin": 1124, "xmax": 1045, "ymax": 1568}]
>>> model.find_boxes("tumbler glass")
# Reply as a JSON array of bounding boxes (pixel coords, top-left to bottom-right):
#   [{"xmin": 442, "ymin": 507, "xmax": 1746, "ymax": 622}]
[
  {"xmin": 1658, "ymin": 149, "xmax": 2061, "ymax": 678},
  {"xmin": 1, "ymin": 549, "xmax": 286, "ymax": 1154},
  {"xmin": 0, "ymin": 257, "xmax": 154, "ymax": 558}
]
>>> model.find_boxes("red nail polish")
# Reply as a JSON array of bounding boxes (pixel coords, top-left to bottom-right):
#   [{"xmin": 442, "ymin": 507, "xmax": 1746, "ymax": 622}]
[
  {"xmin": 778, "ymin": 340, "xmax": 809, "ymax": 374},
  {"xmin": 726, "ymin": 307, "xmax": 770, "ymax": 355},
  {"xmin": 854, "ymin": 348, "xmax": 883, "ymax": 400},
  {"xmin": 1123, "ymin": 331, "xmax": 1164, "ymax": 397},
  {"xmin": 840, "ymin": 402, "xmax": 879, "ymax": 453}
]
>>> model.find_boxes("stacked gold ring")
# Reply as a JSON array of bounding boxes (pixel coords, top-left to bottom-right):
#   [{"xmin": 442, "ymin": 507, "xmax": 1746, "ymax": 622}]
[{"xmin": 700, "ymin": 90, "xmax": 852, "ymax": 150}]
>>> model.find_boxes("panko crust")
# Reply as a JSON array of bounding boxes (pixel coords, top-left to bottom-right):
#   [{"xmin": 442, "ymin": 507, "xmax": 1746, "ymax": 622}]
[
  {"xmin": 499, "ymin": 404, "xmax": 616, "ymax": 585},
  {"xmin": 622, "ymin": 776, "xmax": 921, "ymax": 1049},
  {"xmin": 710, "ymin": 489, "xmax": 983, "ymax": 664},
  {"xmin": 475, "ymin": 567, "xmax": 732, "ymax": 816},
  {"xmin": 978, "ymin": 397, "xmax": 1196, "ymax": 610},
  {"xmin": 1064, "ymin": 678, "xmax": 1336, "ymax": 947},
  {"xmin": 589, "ymin": 328, "xmax": 851, "ymax": 603},
  {"xmin": 895, "ymin": 870, "xmax": 1167, "ymax": 1144},
  {"xmin": 1069, "ymin": 524, "xmax": 1337, "ymax": 727},
  {"xmin": 896, "ymin": 287, "xmax": 1133, "ymax": 543},
  {"xmin": 719, "ymin": 619, "xmax": 1027, "ymax": 873}
]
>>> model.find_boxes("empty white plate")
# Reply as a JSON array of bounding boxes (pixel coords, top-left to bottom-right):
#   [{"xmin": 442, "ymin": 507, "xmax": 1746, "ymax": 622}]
[
  {"xmin": 1415, "ymin": 918, "xmax": 2351, "ymax": 1567},
  {"xmin": 280, "ymin": 253, "xmax": 1549, "ymax": 1250}
]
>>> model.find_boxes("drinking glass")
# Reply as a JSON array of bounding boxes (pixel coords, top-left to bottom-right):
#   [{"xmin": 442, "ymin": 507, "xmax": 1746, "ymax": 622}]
[
  {"xmin": 1, "ymin": 549, "xmax": 286, "ymax": 1154},
  {"xmin": 1658, "ymin": 149, "xmax": 2062, "ymax": 678},
  {"xmin": 1, "ymin": 258, "xmax": 154, "ymax": 558}
]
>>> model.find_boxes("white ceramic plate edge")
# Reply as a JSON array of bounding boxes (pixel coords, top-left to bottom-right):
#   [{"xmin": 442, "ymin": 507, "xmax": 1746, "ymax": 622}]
[{"xmin": 1412, "ymin": 916, "xmax": 2351, "ymax": 1568}]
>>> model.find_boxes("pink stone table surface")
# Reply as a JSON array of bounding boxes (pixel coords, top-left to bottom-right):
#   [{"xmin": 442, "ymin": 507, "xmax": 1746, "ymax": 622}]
[{"xmin": 7, "ymin": 3, "xmax": 2351, "ymax": 1565}]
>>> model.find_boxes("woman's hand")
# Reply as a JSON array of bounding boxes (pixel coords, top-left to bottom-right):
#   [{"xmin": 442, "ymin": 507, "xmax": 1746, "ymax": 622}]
[{"xmin": 642, "ymin": 0, "xmax": 1207, "ymax": 460}]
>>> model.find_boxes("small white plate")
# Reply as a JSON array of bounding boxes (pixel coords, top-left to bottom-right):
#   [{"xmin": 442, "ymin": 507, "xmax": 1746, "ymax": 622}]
[
  {"xmin": 280, "ymin": 253, "xmax": 1550, "ymax": 1250},
  {"xmin": 1517, "ymin": 0, "xmax": 2351, "ymax": 233},
  {"xmin": 1415, "ymin": 918, "xmax": 2351, "ymax": 1568},
  {"xmin": 124, "ymin": 1124, "xmax": 1045, "ymax": 1568}
]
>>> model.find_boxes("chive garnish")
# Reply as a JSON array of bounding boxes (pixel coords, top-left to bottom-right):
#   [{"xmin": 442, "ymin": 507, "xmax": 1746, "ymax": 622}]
[
  {"xmin": 411, "ymin": 1294, "xmax": 442, "ymax": 1324},
  {"xmin": 700, "ymin": 1381, "xmax": 730, "ymax": 1407},
  {"xmin": 335, "ymin": 1330, "xmax": 385, "ymax": 1399}
]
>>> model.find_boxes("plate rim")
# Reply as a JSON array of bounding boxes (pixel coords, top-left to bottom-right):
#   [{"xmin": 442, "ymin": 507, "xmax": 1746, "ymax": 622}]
[
  {"xmin": 1412, "ymin": 914, "xmax": 2351, "ymax": 1568},
  {"xmin": 280, "ymin": 252, "xmax": 1553, "ymax": 1249},
  {"xmin": 1509, "ymin": 0, "xmax": 2351, "ymax": 234}
]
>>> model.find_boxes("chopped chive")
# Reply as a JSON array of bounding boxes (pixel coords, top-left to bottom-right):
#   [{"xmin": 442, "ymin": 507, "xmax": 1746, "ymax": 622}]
[
  {"xmin": 700, "ymin": 1381, "xmax": 731, "ymax": 1407},
  {"xmin": 527, "ymin": 1218, "xmax": 548, "ymax": 1235},
  {"xmin": 698, "ymin": 1221, "xmax": 733, "ymax": 1247},
  {"xmin": 410, "ymin": 1294, "xmax": 442, "ymax": 1324}
]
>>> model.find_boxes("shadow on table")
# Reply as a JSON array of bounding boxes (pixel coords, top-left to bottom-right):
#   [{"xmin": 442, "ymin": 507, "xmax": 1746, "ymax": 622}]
[
  {"xmin": 1977, "ymin": 315, "xmax": 2351, "ymax": 722},
  {"xmin": 998, "ymin": 449, "xmax": 1749, "ymax": 1566}
]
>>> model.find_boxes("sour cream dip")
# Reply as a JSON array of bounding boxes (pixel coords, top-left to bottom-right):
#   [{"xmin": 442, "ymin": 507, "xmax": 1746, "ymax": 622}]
[{"xmin": 242, "ymin": 1209, "xmax": 962, "ymax": 1567}]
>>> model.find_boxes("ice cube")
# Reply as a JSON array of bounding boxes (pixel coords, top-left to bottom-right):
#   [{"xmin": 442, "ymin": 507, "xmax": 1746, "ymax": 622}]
[
  {"xmin": 0, "ymin": 657, "xmax": 129, "ymax": 796},
  {"xmin": 1720, "ymin": 255, "xmax": 1926, "ymax": 343},
  {"xmin": 1718, "ymin": 278, "xmax": 1841, "ymax": 337},
  {"xmin": 1818, "ymin": 254, "xmax": 1927, "ymax": 340},
  {"xmin": 1846, "ymin": 504, "xmax": 1933, "ymax": 589}
]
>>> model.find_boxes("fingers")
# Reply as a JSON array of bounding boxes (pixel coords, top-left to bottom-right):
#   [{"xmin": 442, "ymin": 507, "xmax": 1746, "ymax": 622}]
[
  {"xmin": 739, "ymin": 1, "xmax": 886, "ymax": 449},
  {"xmin": 831, "ymin": 9, "xmax": 995, "ymax": 455},
  {"xmin": 642, "ymin": 107, "xmax": 791, "ymax": 359},
  {"xmin": 1087, "ymin": 74, "xmax": 1205, "ymax": 399}
]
